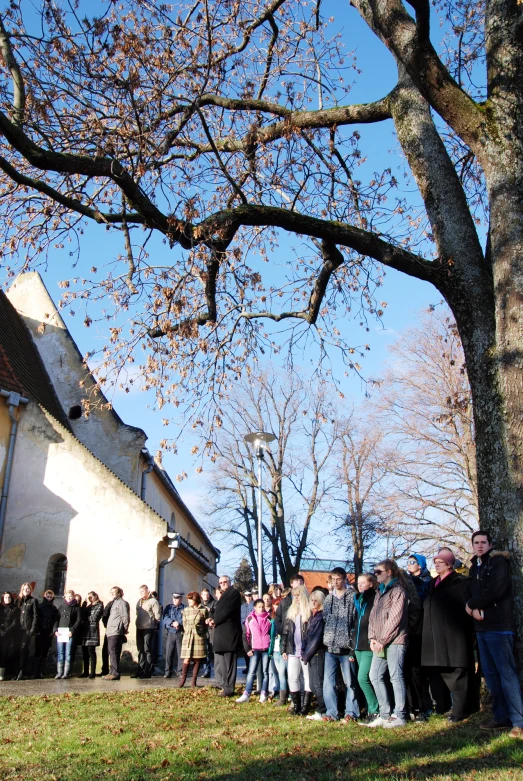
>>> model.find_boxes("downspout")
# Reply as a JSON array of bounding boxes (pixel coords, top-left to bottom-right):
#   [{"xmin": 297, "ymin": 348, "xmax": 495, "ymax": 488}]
[
  {"xmin": 157, "ymin": 531, "xmax": 180, "ymax": 659},
  {"xmin": 0, "ymin": 390, "xmax": 28, "ymax": 550},
  {"xmin": 140, "ymin": 448, "xmax": 154, "ymax": 501}
]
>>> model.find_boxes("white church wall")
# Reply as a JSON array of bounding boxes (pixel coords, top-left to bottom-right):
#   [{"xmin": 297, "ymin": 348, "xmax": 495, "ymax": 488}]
[
  {"xmin": 7, "ymin": 273, "xmax": 146, "ymax": 491},
  {"xmin": 0, "ymin": 402, "xmax": 168, "ymax": 660}
]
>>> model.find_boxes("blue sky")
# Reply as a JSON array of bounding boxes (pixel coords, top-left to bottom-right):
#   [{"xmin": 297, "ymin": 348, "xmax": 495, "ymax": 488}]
[{"xmin": 0, "ymin": 0, "xmax": 450, "ymax": 572}]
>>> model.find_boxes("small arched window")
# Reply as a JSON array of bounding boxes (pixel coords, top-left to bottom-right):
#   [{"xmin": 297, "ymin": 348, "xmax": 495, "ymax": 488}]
[
  {"xmin": 46, "ymin": 554, "xmax": 68, "ymax": 596},
  {"xmin": 169, "ymin": 512, "xmax": 176, "ymax": 532}
]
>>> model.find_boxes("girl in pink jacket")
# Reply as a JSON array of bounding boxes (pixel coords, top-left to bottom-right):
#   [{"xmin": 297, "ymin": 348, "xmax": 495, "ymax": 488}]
[{"xmin": 236, "ymin": 600, "xmax": 272, "ymax": 703}]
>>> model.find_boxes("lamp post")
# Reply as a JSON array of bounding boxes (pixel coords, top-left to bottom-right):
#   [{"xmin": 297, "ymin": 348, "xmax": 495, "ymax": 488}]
[{"xmin": 244, "ymin": 430, "xmax": 276, "ymax": 593}]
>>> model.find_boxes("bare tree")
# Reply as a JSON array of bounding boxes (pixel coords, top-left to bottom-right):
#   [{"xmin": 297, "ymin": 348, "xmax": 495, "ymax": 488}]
[
  {"xmin": 207, "ymin": 370, "xmax": 337, "ymax": 588},
  {"xmin": 376, "ymin": 309, "xmax": 478, "ymax": 559},
  {"xmin": 333, "ymin": 416, "xmax": 395, "ymax": 575},
  {"xmin": 0, "ymin": 1, "xmax": 522, "ymax": 629}
]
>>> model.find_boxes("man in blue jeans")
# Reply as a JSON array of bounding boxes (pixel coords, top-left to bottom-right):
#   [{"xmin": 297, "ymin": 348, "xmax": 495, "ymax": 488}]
[
  {"xmin": 322, "ymin": 567, "xmax": 359, "ymax": 723},
  {"xmin": 466, "ymin": 530, "xmax": 523, "ymax": 739}
]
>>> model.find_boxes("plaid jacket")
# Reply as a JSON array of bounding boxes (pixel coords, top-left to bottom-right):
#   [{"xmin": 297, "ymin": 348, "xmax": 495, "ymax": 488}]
[
  {"xmin": 181, "ymin": 606, "xmax": 209, "ymax": 659},
  {"xmin": 368, "ymin": 580, "xmax": 408, "ymax": 647}
]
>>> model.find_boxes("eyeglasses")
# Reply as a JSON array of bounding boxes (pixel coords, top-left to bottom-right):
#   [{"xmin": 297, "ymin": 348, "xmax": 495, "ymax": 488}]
[
  {"xmin": 407, "ymin": 560, "xmax": 417, "ymax": 566},
  {"xmin": 219, "ymin": 580, "xmax": 229, "ymax": 585},
  {"xmin": 374, "ymin": 569, "xmax": 384, "ymax": 575}
]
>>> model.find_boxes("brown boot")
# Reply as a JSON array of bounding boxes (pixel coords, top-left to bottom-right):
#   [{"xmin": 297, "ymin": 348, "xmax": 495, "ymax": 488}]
[
  {"xmin": 191, "ymin": 661, "xmax": 201, "ymax": 688},
  {"xmin": 178, "ymin": 662, "xmax": 189, "ymax": 688}
]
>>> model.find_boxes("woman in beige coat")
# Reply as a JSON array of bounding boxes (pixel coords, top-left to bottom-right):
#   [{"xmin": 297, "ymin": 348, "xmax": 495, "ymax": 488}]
[{"xmin": 179, "ymin": 592, "xmax": 209, "ymax": 687}]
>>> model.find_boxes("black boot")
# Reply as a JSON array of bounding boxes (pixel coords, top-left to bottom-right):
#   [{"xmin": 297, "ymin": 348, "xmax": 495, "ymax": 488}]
[
  {"xmin": 301, "ymin": 692, "xmax": 312, "ymax": 716},
  {"xmin": 290, "ymin": 691, "xmax": 302, "ymax": 715}
]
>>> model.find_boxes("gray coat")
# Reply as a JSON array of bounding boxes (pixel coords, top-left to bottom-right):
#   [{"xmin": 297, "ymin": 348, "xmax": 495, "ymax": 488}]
[{"xmin": 105, "ymin": 598, "xmax": 130, "ymax": 637}]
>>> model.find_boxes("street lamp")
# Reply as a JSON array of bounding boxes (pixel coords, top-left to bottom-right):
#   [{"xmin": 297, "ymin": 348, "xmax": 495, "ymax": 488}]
[{"xmin": 244, "ymin": 430, "xmax": 276, "ymax": 593}]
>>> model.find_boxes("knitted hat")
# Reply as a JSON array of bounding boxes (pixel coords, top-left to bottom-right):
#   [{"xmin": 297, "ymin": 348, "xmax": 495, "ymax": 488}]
[{"xmin": 434, "ymin": 549, "xmax": 456, "ymax": 567}]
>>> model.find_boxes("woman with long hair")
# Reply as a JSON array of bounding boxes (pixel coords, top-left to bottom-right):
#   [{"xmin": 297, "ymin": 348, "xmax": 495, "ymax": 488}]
[
  {"xmin": 16, "ymin": 583, "xmax": 38, "ymax": 680},
  {"xmin": 0, "ymin": 591, "xmax": 17, "ymax": 680},
  {"xmin": 179, "ymin": 592, "xmax": 209, "ymax": 687},
  {"xmin": 366, "ymin": 559, "xmax": 409, "ymax": 728},
  {"xmin": 353, "ymin": 573, "xmax": 379, "ymax": 722},
  {"xmin": 303, "ymin": 590, "xmax": 327, "ymax": 720},
  {"xmin": 282, "ymin": 585, "xmax": 311, "ymax": 715},
  {"xmin": 79, "ymin": 591, "xmax": 104, "ymax": 678}
]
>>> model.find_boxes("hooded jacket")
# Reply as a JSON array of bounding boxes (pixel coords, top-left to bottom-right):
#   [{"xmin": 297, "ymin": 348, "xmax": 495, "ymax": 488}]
[
  {"xmin": 368, "ymin": 580, "xmax": 408, "ymax": 647},
  {"xmin": 467, "ymin": 550, "xmax": 515, "ymax": 633},
  {"xmin": 244, "ymin": 610, "xmax": 271, "ymax": 652},
  {"xmin": 323, "ymin": 590, "xmax": 356, "ymax": 654}
]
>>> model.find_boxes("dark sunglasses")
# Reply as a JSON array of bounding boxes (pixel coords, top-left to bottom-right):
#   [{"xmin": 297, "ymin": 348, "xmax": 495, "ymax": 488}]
[{"xmin": 374, "ymin": 569, "xmax": 384, "ymax": 575}]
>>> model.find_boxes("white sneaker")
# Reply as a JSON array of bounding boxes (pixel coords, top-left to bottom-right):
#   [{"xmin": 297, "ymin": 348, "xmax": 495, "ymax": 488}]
[
  {"xmin": 382, "ymin": 717, "xmax": 407, "ymax": 728},
  {"xmin": 259, "ymin": 692, "xmax": 268, "ymax": 703},
  {"xmin": 362, "ymin": 715, "xmax": 385, "ymax": 728},
  {"xmin": 235, "ymin": 692, "xmax": 250, "ymax": 703},
  {"xmin": 306, "ymin": 712, "xmax": 324, "ymax": 721}
]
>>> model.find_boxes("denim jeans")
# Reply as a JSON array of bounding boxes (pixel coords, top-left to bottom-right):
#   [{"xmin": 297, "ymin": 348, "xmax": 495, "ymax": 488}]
[
  {"xmin": 269, "ymin": 657, "xmax": 279, "ymax": 694},
  {"xmin": 245, "ymin": 650, "xmax": 269, "ymax": 695},
  {"xmin": 323, "ymin": 652, "xmax": 360, "ymax": 720},
  {"xmin": 370, "ymin": 644, "xmax": 407, "ymax": 720},
  {"xmin": 273, "ymin": 649, "xmax": 288, "ymax": 692},
  {"xmin": 476, "ymin": 632, "xmax": 523, "ymax": 728},
  {"xmin": 57, "ymin": 638, "xmax": 74, "ymax": 665}
]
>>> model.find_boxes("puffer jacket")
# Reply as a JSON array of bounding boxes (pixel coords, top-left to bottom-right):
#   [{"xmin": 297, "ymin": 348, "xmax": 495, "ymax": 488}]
[
  {"xmin": 18, "ymin": 595, "xmax": 38, "ymax": 635},
  {"xmin": 244, "ymin": 610, "xmax": 271, "ymax": 652},
  {"xmin": 80, "ymin": 601, "xmax": 104, "ymax": 646},
  {"xmin": 368, "ymin": 579, "xmax": 408, "ymax": 647},
  {"xmin": 323, "ymin": 590, "xmax": 356, "ymax": 653},
  {"xmin": 301, "ymin": 610, "xmax": 325, "ymax": 662},
  {"xmin": 467, "ymin": 550, "xmax": 515, "ymax": 632}
]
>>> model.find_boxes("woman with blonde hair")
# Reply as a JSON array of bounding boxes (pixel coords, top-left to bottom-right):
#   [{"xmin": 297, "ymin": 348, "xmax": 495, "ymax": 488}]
[
  {"xmin": 16, "ymin": 583, "xmax": 38, "ymax": 680},
  {"xmin": 179, "ymin": 591, "xmax": 209, "ymax": 687},
  {"xmin": 282, "ymin": 585, "xmax": 311, "ymax": 715}
]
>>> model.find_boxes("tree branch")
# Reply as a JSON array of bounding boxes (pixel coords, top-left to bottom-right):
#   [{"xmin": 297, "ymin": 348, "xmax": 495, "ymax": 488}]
[{"xmin": 0, "ymin": 16, "xmax": 25, "ymax": 125}]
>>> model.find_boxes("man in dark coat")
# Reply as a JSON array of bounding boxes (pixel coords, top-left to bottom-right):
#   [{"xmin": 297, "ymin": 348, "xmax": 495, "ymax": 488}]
[
  {"xmin": 34, "ymin": 590, "xmax": 59, "ymax": 678},
  {"xmin": 421, "ymin": 548, "xmax": 474, "ymax": 722},
  {"xmin": 210, "ymin": 575, "xmax": 241, "ymax": 697},
  {"xmin": 466, "ymin": 530, "xmax": 523, "ymax": 738}
]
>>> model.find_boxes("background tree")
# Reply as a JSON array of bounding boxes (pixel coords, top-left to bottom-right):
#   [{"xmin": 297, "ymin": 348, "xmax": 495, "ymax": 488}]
[
  {"xmin": 376, "ymin": 309, "xmax": 478, "ymax": 560},
  {"xmin": 0, "ymin": 1, "xmax": 522, "ymax": 636},
  {"xmin": 233, "ymin": 557, "xmax": 255, "ymax": 595},
  {"xmin": 333, "ymin": 415, "xmax": 396, "ymax": 576},
  {"xmin": 207, "ymin": 369, "xmax": 337, "ymax": 588}
]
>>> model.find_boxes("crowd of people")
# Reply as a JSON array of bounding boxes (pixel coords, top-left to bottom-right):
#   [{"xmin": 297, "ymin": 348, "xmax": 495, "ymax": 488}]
[{"xmin": 0, "ymin": 530, "xmax": 522, "ymax": 739}]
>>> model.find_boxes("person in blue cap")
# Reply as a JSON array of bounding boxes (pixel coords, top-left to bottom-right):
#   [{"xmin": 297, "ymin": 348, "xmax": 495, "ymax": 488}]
[
  {"xmin": 406, "ymin": 554, "xmax": 432, "ymax": 603},
  {"xmin": 405, "ymin": 553, "xmax": 433, "ymax": 720}
]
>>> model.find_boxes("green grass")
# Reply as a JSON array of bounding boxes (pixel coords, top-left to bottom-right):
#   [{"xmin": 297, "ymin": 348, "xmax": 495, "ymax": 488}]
[{"xmin": 1, "ymin": 688, "xmax": 522, "ymax": 781}]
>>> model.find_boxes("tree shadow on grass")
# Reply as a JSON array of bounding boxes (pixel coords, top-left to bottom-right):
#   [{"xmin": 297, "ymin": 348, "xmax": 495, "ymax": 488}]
[{"xmin": 203, "ymin": 722, "xmax": 522, "ymax": 781}]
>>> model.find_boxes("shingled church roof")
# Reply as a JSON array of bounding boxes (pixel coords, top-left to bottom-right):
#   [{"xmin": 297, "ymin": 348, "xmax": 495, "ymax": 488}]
[{"xmin": 0, "ymin": 289, "xmax": 72, "ymax": 430}]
